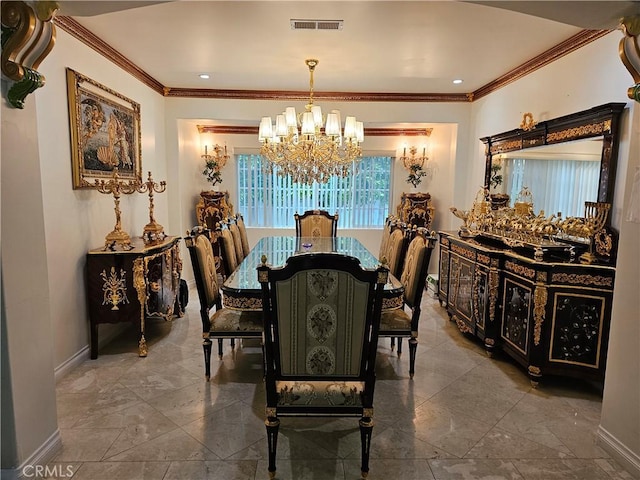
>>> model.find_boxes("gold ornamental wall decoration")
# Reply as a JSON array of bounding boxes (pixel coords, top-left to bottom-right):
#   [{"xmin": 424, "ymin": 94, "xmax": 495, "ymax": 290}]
[
  {"xmin": 520, "ymin": 112, "xmax": 536, "ymax": 131},
  {"xmin": 618, "ymin": 15, "xmax": 640, "ymax": 102},
  {"xmin": 1, "ymin": 1, "xmax": 58, "ymax": 108}
]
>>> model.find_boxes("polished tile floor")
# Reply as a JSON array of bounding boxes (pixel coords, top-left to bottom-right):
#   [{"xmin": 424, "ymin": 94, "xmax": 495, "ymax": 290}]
[{"xmin": 50, "ymin": 287, "xmax": 634, "ymax": 479}]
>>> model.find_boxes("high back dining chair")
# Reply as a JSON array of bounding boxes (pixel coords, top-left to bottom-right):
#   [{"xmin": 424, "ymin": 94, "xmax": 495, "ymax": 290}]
[
  {"xmin": 217, "ymin": 221, "xmax": 239, "ymax": 279},
  {"xmin": 258, "ymin": 253, "xmax": 388, "ymax": 479},
  {"xmin": 382, "ymin": 220, "xmax": 410, "ymax": 279},
  {"xmin": 378, "ymin": 216, "xmax": 395, "ymax": 262},
  {"xmin": 184, "ymin": 227, "xmax": 263, "ymax": 380},
  {"xmin": 235, "ymin": 213, "xmax": 251, "ymax": 258},
  {"xmin": 227, "ymin": 217, "xmax": 246, "ymax": 262},
  {"xmin": 379, "ymin": 227, "xmax": 437, "ymax": 378},
  {"xmin": 294, "ymin": 209, "xmax": 339, "ymax": 238}
]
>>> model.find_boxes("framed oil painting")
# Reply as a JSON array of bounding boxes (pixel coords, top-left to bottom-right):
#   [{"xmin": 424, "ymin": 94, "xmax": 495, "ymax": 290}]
[{"xmin": 66, "ymin": 68, "xmax": 142, "ymax": 188}]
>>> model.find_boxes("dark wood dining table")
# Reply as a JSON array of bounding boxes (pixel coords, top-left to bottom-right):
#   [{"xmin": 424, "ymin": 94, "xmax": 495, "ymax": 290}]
[{"xmin": 221, "ymin": 236, "xmax": 404, "ymax": 311}]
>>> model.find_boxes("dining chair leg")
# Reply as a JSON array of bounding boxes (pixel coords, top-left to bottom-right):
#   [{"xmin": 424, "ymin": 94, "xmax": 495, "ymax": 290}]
[
  {"xmin": 390, "ymin": 337, "xmax": 396, "ymax": 351},
  {"xmin": 230, "ymin": 338, "xmax": 236, "ymax": 350},
  {"xmin": 265, "ymin": 415, "xmax": 280, "ymax": 479},
  {"xmin": 217, "ymin": 339, "xmax": 224, "ymax": 358},
  {"xmin": 203, "ymin": 338, "xmax": 212, "ymax": 381},
  {"xmin": 409, "ymin": 336, "xmax": 418, "ymax": 379},
  {"xmin": 397, "ymin": 337, "xmax": 403, "ymax": 357},
  {"xmin": 359, "ymin": 415, "xmax": 374, "ymax": 478}
]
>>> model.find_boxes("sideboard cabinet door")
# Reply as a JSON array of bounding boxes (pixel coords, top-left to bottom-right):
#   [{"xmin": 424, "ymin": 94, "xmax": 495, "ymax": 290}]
[{"xmin": 86, "ymin": 236, "xmax": 183, "ymax": 359}]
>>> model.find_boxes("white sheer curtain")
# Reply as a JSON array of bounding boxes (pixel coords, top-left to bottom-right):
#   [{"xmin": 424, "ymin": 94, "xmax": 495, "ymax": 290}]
[
  {"xmin": 237, "ymin": 155, "xmax": 392, "ymax": 228},
  {"xmin": 505, "ymin": 158, "xmax": 600, "ymax": 218}
]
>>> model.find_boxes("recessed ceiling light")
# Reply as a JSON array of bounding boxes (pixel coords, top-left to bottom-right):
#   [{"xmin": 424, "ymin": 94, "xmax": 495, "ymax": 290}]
[
  {"xmin": 199, "ymin": 74, "xmax": 210, "ymax": 79},
  {"xmin": 453, "ymin": 79, "xmax": 463, "ymax": 84}
]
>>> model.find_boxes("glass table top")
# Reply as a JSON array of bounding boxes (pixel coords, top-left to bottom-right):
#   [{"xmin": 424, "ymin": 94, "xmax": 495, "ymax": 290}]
[{"xmin": 222, "ymin": 236, "xmax": 398, "ymax": 293}]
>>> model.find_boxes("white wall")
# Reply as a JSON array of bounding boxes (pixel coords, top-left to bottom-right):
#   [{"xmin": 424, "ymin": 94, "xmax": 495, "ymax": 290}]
[
  {"xmin": 599, "ymin": 103, "xmax": 640, "ymax": 477},
  {"xmin": 2, "ymin": 79, "xmax": 60, "ymax": 471}
]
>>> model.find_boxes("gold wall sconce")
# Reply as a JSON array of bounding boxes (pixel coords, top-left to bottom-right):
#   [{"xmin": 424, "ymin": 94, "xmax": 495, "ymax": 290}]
[
  {"xmin": 197, "ymin": 127, "xmax": 230, "ymax": 187},
  {"xmin": 201, "ymin": 144, "xmax": 229, "ymax": 187},
  {"xmin": 399, "ymin": 128, "xmax": 433, "ymax": 188}
]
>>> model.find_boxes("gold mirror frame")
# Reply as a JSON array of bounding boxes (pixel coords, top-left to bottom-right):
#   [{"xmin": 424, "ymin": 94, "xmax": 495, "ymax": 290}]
[{"xmin": 481, "ymin": 103, "xmax": 626, "ymax": 217}]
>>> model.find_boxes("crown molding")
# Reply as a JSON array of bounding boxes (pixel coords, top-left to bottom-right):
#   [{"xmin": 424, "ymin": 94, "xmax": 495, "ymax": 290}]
[
  {"xmin": 197, "ymin": 125, "xmax": 433, "ymax": 136},
  {"xmin": 55, "ymin": 16, "xmax": 610, "ymax": 104},
  {"xmin": 54, "ymin": 16, "xmax": 164, "ymax": 94},
  {"xmin": 472, "ymin": 29, "xmax": 611, "ymax": 100}
]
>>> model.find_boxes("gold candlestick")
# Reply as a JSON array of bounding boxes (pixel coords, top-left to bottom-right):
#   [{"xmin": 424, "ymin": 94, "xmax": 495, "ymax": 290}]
[
  {"xmin": 136, "ymin": 171, "xmax": 167, "ymax": 243},
  {"xmin": 579, "ymin": 202, "xmax": 611, "ymax": 264},
  {"xmin": 95, "ymin": 168, "xmax": 138, "ymax": 250}
]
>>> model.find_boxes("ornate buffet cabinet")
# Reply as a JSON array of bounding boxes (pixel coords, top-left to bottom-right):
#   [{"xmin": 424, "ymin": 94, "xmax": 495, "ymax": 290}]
[
  {"xmin": 439, "ymin": 103, "xmax": 625, "ymax": 385},
  {"xmin": 438, "ymin": 233, "xmax": 615, "ymax": 384},
  {"xmin": 86, "ymin": 236, "xmax": 183, "ymax": 359}
]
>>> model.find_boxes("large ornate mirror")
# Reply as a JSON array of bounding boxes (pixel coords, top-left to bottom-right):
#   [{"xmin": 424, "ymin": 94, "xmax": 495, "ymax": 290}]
[{"xmin": 481, "ymin": 103, "xmax": 626, "ymax": 222}]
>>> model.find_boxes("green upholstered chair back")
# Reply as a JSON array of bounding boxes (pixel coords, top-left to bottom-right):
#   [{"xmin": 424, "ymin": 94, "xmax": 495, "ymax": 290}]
[
  {"xmin": 259, "ymin": 253, "xmax": 388, "ymax": 410},
  {"xmin": 294, "ymin": 210, "xmax": 339, "ymax": 238},
  {"xmin": 274, "ymin": 269, "xmax": 371, "ymax": 376}
]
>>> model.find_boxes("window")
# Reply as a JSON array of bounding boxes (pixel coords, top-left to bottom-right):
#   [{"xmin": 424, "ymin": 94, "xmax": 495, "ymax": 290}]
[{"xmin": 237, "ymin": 154, "xmax": 392, "ymax": 228}]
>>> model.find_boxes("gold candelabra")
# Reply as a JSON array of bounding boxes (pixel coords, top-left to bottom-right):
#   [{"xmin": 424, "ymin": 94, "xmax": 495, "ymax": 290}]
[
  {"xmin": 136, "ymin": 171, "xmax": 167, "ymax": 243},
  {"xmin": 578, "ymin": 202, "xmax": 611, "ymax": 264},
  {"xmin": 95, "ymin": 168, "xmax": 138, "ymax": 250}
]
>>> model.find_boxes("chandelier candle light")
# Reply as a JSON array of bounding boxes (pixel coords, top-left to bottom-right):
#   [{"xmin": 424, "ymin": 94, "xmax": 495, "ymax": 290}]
[{"xmin": 258, "ymin": 59, "xmax": 364, "ymax": 185}]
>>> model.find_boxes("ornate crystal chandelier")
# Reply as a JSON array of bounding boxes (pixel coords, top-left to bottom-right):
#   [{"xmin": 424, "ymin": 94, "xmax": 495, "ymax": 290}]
[{"xmin": 258, "ymin": 59, "xmax": 364, "ymax": 185}]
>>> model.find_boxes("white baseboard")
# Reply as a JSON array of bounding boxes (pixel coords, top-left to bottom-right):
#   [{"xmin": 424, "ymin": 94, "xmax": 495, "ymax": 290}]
[
  {"xmin": 1, "ymin": 429, "xmax": 62, "ymax": 479},
  {"xmin": 597, "ymin": 425, "xmax": 640, "ymax": 478},
  {"xmin": 54, "ymin": 346, "xmax": 89, "ymax": 382},
  {"xmin": 54, "ymin": 323, "xmax": 129, "ymax": 382}
]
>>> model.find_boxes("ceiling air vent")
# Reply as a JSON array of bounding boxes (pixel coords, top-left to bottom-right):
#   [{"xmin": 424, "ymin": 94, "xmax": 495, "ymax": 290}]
[{"xmin": 290, "ymin": 19, "xmax": 343, "ymax": 31}]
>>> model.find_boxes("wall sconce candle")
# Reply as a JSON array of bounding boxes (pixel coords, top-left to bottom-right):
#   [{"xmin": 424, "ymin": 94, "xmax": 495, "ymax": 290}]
[{"xmin": 399, "ymin": 128, "xmax": 434, "ymax": 188}]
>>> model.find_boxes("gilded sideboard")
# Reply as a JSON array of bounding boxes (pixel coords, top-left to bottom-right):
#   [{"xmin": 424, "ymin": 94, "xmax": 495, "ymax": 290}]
[
  {"xmin": 86, "ymin": 236, "xmax": 184, "ymax": 359},
  {"xmin": 438, "ymin": 231, "xmax": 615, "ymax": 385}
]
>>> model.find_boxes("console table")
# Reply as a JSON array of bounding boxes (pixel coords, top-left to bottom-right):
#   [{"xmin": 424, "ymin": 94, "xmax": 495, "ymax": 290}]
[
  {"xmin": 438, "ymin": 231, "xmax": 614, "ymax": 385},
  {"xmin": 86, "ymin": 236, "xmax": 183, "ymax": 359}
]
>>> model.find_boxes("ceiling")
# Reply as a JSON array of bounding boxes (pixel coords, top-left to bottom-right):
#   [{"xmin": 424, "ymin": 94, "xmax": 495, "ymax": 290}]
[{"xmin": 56, "ymin": 1, "xmax": 639, "ymax": 96}]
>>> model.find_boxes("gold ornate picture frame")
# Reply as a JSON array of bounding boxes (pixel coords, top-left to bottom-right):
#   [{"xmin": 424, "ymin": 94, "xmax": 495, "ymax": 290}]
[{"xmin": 66, "ymin": 68, "xmax": 142, "ymax": 189}]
